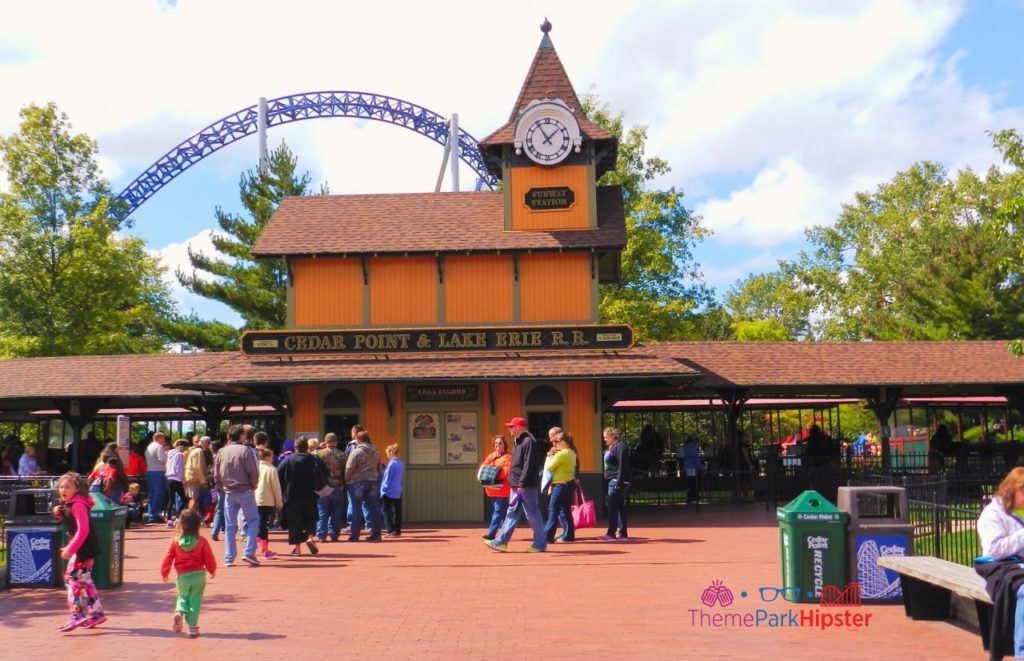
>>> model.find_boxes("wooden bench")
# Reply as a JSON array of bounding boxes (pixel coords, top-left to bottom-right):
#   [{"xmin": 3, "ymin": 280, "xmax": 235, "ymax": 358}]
[{"xmin": 877, "ymin": 556, "xmax": 993, "ymax": 650}]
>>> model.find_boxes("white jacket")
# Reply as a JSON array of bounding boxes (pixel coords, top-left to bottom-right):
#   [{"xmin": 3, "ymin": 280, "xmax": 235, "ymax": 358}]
[{"xmin": 977, "ymin": 497, "xmax": 1024, "ymax": 559}]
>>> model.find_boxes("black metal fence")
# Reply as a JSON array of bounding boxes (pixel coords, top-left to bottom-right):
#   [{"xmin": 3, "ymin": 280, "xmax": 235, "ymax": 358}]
[{"xmin": 847, "ymin": 472, "xmax": 997, "ymax": 567}]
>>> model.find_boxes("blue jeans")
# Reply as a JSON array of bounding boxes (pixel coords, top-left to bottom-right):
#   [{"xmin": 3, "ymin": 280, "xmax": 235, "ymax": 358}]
[
  {"xmin": 348, "ymin": 481, "xmax": 382, "ymax": 541},
  {"xmin": 545, "ymin": 482, "xmax": 575, "ymax": 542},
  {"xmin": 495, "ymin": 487, "xmax": 546, "ymax": 551},
  {"xmin": 146, "ymin": 471, "xmax": 166, "ymax": 521},
  {"xmin": 316, "ymin": 487, "xmax": 346, "ymax": 540},
  {"xmin": 1016, "ymin": 584, "xmax": 1024, "ymax": 656},
  {"xmin": 212, "ymin": 488, "xmax": 226, "ymax": 536},
  {"xmin": 224, "ymin": 490, "xmax": 259, "ymax": 561},
  {"xmin": 347, "ymin": 494, "xmax": 371, "ymax": 528},
  {"xmin": 606, "ymin": 482, "xmax": 628, "ymax": 538},
  {"xmin": 486, "ymin": 496, "xmax": 509, "ymax": 538}
]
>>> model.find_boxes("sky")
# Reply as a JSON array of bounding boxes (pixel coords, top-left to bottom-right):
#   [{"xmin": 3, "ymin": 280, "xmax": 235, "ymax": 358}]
[{"xmin": 1, "ymin": 0, "xmax": 1023, "ymax": 327}]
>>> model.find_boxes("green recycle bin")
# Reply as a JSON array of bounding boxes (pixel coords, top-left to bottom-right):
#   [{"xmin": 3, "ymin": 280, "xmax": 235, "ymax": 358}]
[
  {"xmin": 778, "ymin": 490, "xmax": 849, "ymax": 604},
  {"xmin": 88, "ymin": 492, "xmax": 127, "ymax": 589}
]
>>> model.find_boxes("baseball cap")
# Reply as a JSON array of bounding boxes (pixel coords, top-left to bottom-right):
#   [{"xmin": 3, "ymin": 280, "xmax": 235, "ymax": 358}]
[{"xmin": 505, "ymin": 416, "xmax": 527, "ymax": 428}]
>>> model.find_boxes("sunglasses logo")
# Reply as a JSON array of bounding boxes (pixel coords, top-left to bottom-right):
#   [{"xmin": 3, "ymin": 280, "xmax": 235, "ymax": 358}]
[{"xmin": 759, "ymin": 586, "xmax": 800, "ymax": 602}]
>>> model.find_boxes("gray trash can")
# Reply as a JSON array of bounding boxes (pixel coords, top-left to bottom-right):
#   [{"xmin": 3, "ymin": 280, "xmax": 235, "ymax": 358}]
[
  {"xmin": 837, "ymin": 486, "xmax": 913, "ymax": 603},
  {"xmin": 5, "ymin": 488, "xmax": 65, "ymax": 588}
]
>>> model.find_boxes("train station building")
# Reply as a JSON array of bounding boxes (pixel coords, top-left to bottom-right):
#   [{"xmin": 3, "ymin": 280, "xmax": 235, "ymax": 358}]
[{"xmin": 1, "ymin": 26, "xmax": 1023, "ymax": 522}]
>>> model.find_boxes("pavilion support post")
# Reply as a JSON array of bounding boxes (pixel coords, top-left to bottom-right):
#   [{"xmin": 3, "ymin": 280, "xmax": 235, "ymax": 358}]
[
  {"xmin": 719, "ymin": 389, "xmax": 749, "ymax": 501},
  {"xmin": 54, "ymin": 398, "xmax": 106, "ymax": 473},
  {"xmin": 862, "ymin": 387, "xmax": 902, "ymax": 473},
  {"xmin": 200, "ymin": 403, "xmax": 228, "ymax": 442},
  {"xmin": 997, "ymin": 387, "xmax": 1024, "ymax": 442}
]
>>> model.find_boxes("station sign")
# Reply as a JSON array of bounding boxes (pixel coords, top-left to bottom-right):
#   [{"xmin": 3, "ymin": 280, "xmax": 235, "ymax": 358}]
[
  {"xmin": 525, "ymin": 186, "xmax": 575, "ymax": 211},
  {"xmin": 406, "ymin": 385, "xmax": 479, "ymax": 402},
  {"xmin": 241, "ymin": 324, "xmax": 634, "ymax": 356}
]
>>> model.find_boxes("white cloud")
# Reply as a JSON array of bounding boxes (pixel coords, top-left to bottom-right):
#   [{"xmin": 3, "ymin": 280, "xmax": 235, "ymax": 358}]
[
  {"xmin": 699, "ymin": 159, "xmax": 838, "ymax": 247},
  {"xmin": 147, "ymin": 228, "xmax": 243, "ymax": 325},
  {"xmin": 4, "ymin": 0, "xmax": 1024, "ymax": 305}
]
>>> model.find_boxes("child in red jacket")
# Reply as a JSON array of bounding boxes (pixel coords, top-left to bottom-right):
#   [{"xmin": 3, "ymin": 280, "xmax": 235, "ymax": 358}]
[{"xmin": 160, "ymin": 509, "xmax": 216, "ymax": 638}]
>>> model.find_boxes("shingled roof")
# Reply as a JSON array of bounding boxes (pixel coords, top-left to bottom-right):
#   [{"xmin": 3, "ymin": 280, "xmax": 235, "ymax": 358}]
[
  {"xmin": 477, "ymin": 23, "xmax": 617, "ymax": 178},
  {"xmin": 165, "ymin": 347, "xmax": 693, "ymax": 391},
  {"xmin": 0, "ymin": 352, "xmax": 236, "ymax": 410},
  {"xmin": 252, "ymin": 187, "xmax": 626, "ymax": 257},
  {"xmin": 645, "ymin": 341, "xmax": 1024, "ymax": 397}
]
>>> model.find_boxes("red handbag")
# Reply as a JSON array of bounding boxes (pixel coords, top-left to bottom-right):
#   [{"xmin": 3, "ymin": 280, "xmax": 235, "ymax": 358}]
[{"xmin": 571, "ymin": 481, "xmax": 596, "ymax": 529}]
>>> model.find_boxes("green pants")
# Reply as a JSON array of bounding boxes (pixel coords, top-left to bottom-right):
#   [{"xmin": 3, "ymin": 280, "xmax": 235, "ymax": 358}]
[{"xmin": 175, "ymin": 570, "xmax": 207, "ymax": 627}]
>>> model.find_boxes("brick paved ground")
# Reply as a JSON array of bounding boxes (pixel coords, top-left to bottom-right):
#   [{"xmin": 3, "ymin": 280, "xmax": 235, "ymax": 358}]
[{"xmin": 0, "ymin": 505, "xmax": 984, "ymax": 659}]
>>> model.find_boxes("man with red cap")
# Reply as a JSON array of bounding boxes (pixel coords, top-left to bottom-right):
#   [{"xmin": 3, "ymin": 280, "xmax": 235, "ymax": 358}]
[{"xmin": 485, "ymin": 416, "xmax": 549, "ymax": 553}]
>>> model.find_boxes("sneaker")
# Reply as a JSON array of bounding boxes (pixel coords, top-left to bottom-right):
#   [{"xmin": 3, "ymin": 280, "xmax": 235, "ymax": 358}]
[
  {"xmin": 59, "ymin": 615, "xmax": 87, "ymax": 633},
  {"xmin": 484, "ymin": 540, "xmax": 508, "ymax": 552},
  {"xmin": 211, "ymin": 533, "xmax": 220, "ymax": 542},
  {"xmin": 306, "ymin": 541, "xmax": 319, "ymax": 555},
  {"xmin": 166, "ymin": 519, "xmax": 176, "ymax": 528},
  {"xmin": 614, "ymin": 536, "xmax": 630, "ymax": 542},
  {"xmin": 262, "ymin": 550, "xmax": 277, "ymax": 559},
  {"xmin": 365, "ymin": 537, "xmax": 382, "ymax": 543},
  {"xmin": 525, "ymin": 546, "xmax": 546, "ymax": 553},
  {"xmin": 481, "ymin": 534, "xmax": 495, "ymax": 540},
  {"xmin": 172, "ymin": 612, "xmax": 183, "ymax": 632},
  {"xmin": 597, "ymin": 535, "xmax": 616, "ymax": 542},
  {"xmin": 82, "ymin": 613, "xmax": 107, "ymax": 629},
  {"xmin": 340, "ymin": 527, "xmax": 351, "ymax": 534},
  {"xmin": 187, "ymin": 626, "xmax": 201, "ymax": 638},
  {"xmin": 241, "ymin": 554, "xmax": 261, "ymax": 566},
  {"xmin": 224, "ymin": 559, "xmax": 235, "ymax": 567}
]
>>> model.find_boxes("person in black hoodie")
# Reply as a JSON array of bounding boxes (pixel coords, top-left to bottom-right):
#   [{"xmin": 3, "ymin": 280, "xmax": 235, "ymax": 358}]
[
  {"xmin": 484, "ymin": 416, "xmax": 549, "ymax": 553},
  {"xmin": 277, "ymin": 436, "xmax": 328, "ymax": 556},
  {"xmin": 600, "ymin": 427, "xmax": 631, "ymax": 541}
]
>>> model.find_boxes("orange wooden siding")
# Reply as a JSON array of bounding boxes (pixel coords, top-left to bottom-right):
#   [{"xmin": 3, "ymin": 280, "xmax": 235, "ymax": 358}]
[
  {"xmin": 369, "ymin": 256, "xmax": 438, "ymax": 325},
  {"xmin": 293, "ymin": 257, "xmax": 363, "ymax": 327},
  {"xmin": 364, "ymin": 384, "xmax": 401, "ymax": 448},
  {"xmin": 567, "ymin": 382, "xmax": 596, "ymax": 471},
  {"xmin": 509, "ymin": 165, "xmax": 591, "ymax": 230},
  {"xmin": 444, "ymin": 255, "xmax": 513, "ymax": 324},
  {"xmin": 492, "ymin": 382, "xmax": 522, "ymax": 442},
  {"xmin": 519, "ymin": 253, "xmax": 593, "ymax": 322},
  {"xmin": 290, "ymin": 385, "xmax": 320, "ymax": 435}
]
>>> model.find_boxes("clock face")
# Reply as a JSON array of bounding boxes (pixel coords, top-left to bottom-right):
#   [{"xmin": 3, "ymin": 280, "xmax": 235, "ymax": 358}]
[{"xmin": 524, "ymin": 117, "xmax": 572, "ymax": 165}]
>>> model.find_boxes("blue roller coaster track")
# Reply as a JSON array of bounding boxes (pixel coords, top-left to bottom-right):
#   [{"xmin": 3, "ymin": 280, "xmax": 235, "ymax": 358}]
[{"xmin": 115, "ymin": 91, "xmax": 499, "ymax": 216}]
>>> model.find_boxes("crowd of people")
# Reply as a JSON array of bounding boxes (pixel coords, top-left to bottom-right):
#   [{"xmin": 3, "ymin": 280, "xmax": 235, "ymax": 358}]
[
  {"xmin": 482, "ymin": 418, "xmax": 631, "ymax": 553},
  {"xmin": 44, "ymin": 417, "xmax": 638, "ymax": 637},
  {"xmin": 52, "ymin": 422, "xmax": 408, "ymax": 636},
  {"xmin": 136, "ymin": 423, "xmax": 406, "ymax": 565}
]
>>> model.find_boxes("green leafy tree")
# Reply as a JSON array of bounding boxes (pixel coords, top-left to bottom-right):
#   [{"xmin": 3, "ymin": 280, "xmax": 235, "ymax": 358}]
[
  {"xmin": 0, "ymin": 103, "xmax": 172, "ymax": 357},
  {"xmin": 725, "ymin": 271, "xmax": 813, "ymax": 340},
  {"xmin": 175, "ymin": 142, "xmax": 327, "ymax": 344},
  {"xmin": 992, "ymin": 129, "xmax": 1024, "ymax": 357},
  {"xmin": 584, "ymin": 95, "xmax": 713, "ymax": 341},
  {"xmin": 785, "ymin": 159, "xmax": 1024, "ymax": 341}
]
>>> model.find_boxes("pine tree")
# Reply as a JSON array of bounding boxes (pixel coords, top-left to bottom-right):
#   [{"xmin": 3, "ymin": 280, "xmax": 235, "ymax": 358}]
[{"xmin": 176, "ymin": 142, "xmax": 327, "ymax": 342}]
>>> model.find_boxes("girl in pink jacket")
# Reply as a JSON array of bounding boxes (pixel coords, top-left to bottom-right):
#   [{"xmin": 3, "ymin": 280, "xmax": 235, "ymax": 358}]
[{"xmin": 52, "ymin": 472, "xmax": 106, "ymax": 632}]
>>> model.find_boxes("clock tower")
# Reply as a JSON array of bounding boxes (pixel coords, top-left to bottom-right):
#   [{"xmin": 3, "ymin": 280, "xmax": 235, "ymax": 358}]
[{"xmin": 478, "ymin": 20, "xmax": 619, "ymax": 232}]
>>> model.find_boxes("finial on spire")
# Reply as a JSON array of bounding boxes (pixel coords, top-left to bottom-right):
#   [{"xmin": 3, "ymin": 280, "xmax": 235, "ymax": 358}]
[{"xmin": 541, "ymin": 17, "xmax": 551, "ymax": 34}]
